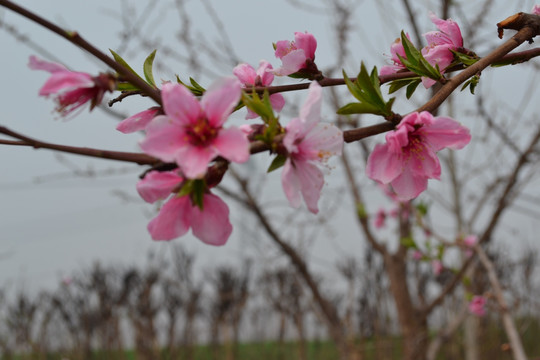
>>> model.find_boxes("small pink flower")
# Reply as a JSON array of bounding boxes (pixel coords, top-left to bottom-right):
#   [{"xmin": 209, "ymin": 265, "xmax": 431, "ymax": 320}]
[
  {"xmin": 137, "ymin": 170, "xmax": 232, "ymax": 245},
  {"xmin": 140, "ymin": 78, "xmax": 250, "ymax": 179},
  {"xmin": 273, "ymin": 31, "xmax": 317, "ymax": 76},
  {"xmin": 374, "ymin": 208, "xmax": 387, "ymax": 229},
  {"xmin": 412, "ymin": 250, "xmax": 423, "ymax": 261},
  {"xmin": 421, "ymin": 12, "xmax": 463, "ymax": 88},
  {"xmin": 281, "ymin": 81, "xmax": 343, "ymax": 214},
  {"xmin": 366, "ymin": 111, "xmax": 471, "ymax": 201},
  {"xmin": 233, "ymin": 61, "xmax": 285, "ymax": 119},
  {"xmin": 116, "ymin": 107, "xmax": 160, "ymax": 133},
  {"xmin": 28, "ymin": 55, "xmax": 115, "ymax": 117},
  {"xmin": 469, "ymin": 295, "xmax": 487, "ymax": 317},
  {"xmin": 463, "ymin": 234, "xmax": 477, "ymax": 257},
  {"xmin": 432, "ymin": 260, "xmax": 443, "ymax": 275},
  {"xmin": 532, "ymin": 5, "xmax": 540, "ymax": 15}
]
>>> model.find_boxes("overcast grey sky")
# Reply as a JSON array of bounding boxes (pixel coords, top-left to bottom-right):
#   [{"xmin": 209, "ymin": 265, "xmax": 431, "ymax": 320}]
[{"xmin": 1, "ymin": 0, "xmax": 539, "ymax": 293}]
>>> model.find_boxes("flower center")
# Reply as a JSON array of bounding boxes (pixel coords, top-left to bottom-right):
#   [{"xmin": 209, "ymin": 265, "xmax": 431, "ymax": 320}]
[{"xmin": 186, "ymin": 117, "xmax": 218, "ymax": 146}]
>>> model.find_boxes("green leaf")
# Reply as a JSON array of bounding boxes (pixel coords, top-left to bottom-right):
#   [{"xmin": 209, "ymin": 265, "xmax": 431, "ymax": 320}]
[
  {"xmin": 267, "ymin": 154, "xmax": 287, "ymax": 173},
  {"xmin": 451, "ymin": 50, "xmax": 479, "ymax": 66},
  {"xmin": 109, "ymin": 49, "xmax": 144, "ymax": 83},
  {"xmin": 191, "ymin": 180, "xmax": 206, "ymax": 210},
  {"xmin": 400, "ymin": 236, "xmax": 417, "ymax": 248},
  {"xmin": 175, "ymin": 75, "xmax": 205, "ymax": 96},
  {"xmin": 397, "ymin": 31, "xmax": 442, "ymax": 81},
  {"xmin": 405, "ymin": 79, "xmax": 421, "ymax": 99},
  {"xmin": 388, "ymin": 77, "xmax": 419, "ymax": 94},
  {"xmin": 116, "ymin": 82, "xmax": 140, "ymax": 91},
  {"xmin": 242, "ymin": 91, "xmax": 275, "ymax": 122},
  {"xmin": 339, "ymin": 64, "xmax": 394, "ymax": 117},
  {"xmin": 415, "ymin": 202, "xmax": 429, "ymax": 216},
  {"xmin": 143, "ymin": 50, "xmax": 157, "ymax": 87},
  {"xmin": 460, "ymin": 75, "xmax": 480, "ymax": 95}
]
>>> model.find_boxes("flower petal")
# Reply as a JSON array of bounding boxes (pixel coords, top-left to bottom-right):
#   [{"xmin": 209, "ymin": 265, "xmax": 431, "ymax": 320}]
[
  {"xmin": 256, "ymin": 60, "xmax": 275, "ymax": 85},
  {"xmin": 281, "ymin": 159, "xmax": 303, "ymax": 208},
  {"xmin": 295, "ymin": 160, "xmax": 324, "ymax": 214},
  {"xmin": 116, "ymin": 107, "xmax": 160, "ymax": 133},
  {"xmin": 28, "ymin": 55, "xmax": 68, "ymax": 73},
  {"xmin": 366, "ymin": 143, "xmax": 404, "ymax": 184},
  {"xmin": 38, "ymin": 72, "xmax": 94, "ymax": 96},
  {"xmin": 147, "ymin": 196, "xmax": 191, "ymax": 241},
  {"xmin": 390, "ymin": 166, "xmax": 428, "ymax": 201},
  {"xmin": 299, "ymin": 81, "xmax": 322, "ymax": 125},
  {"xmin": 273, "ymin": 49, "xmax": 307, "ymax": 76},
  {"xmin": 139, "ymin": 115, "xmax": 186, "ymax": 163},
  {"xmin": 174, "ymin": 145, "xmax": 217, "ymax": 179},
  {"xmin": 190, "ymin": 193, "xmax": 233, "ymax": 246},
  {"xmin": 162, "ymin": 82, "xmax": 201, "ymax": 126},
  {"xmin": 294, "ymin": 31, "xmax": 317, "ymax": 59},
  {"xmin": 423, "ymin": 116, "xmax": 471, "ymax": 151},
  {"xmin": 201, "ymin": 77, "xmax": 241, "ymax": 127},
  {"xmin": 136, "ymin": 170, "xmax": 183, "ymax": 203},
  {"xmin": 212, "ymin": 127, "xmax": 250, "ymax": 164},
  {"xmin": 233, "ymin": 63, "xmax": 257, "ymax": 85}
]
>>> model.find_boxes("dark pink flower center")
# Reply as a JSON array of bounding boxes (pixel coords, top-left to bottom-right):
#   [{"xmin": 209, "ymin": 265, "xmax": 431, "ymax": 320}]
[{"xmin": 186, "ymin": 117, "xmax": 218, "ymax": 146}]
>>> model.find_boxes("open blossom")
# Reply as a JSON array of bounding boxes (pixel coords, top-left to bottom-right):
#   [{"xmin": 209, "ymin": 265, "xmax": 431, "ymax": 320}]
[
  {"xmin": 432, "ymin": 260, "xmax": 443, "ymax": 275},
  {"xmin": 116, "ymin": 107, "xmax": 160, "ymax": 133},
  {"xmin": 366, "ymin": 111, "xmax": 471, "ymax": 201},
  {"xmin": 28, "ymin": 55, "xmax": 115, "ymax": 117},
  {"xmin": 137, "ymin": 170, "xmax": 232, "ymax": 245},
  {"xmin": 469, "ymin": 295, "xmax": 487, "ymax": 317},
  {"xmin": 140, "ymin": 78, "xmax": 249, "ymax": 179},
  {"xmin": 233, "ymin": 61, "xmax": 285, "ymax": 119},
  {"xmin": 273, "ymin": 31, "xmax": 317, "ymax": 76},
  {"xmin": 421, "ymin": 12, "xmax": 463, "ymax": 88},
  {"xmin": 533, "ymin": 5, "xmax": 540, "ymax": 15},
  {"xmin": 281, "ymin": 81, "xmax": 343, "ymax": 214}
]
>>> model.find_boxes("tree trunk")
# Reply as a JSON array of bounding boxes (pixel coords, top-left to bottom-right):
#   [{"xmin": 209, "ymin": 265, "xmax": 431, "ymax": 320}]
[{"xmin": 384, "ymin": 252, "xmax": 429, "ymax": 360}]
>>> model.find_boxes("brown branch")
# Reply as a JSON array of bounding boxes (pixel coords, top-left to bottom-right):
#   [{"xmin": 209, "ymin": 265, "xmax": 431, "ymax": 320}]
[
  {"xmin": 0, "ymin": 0, "xmax": 162, "ymax": 105},
  {"xmin": 476, "ymin": 245, "xmax": 528, "ymax": 360},
  {"xmin": 0, "ymin": 125, "xmax": 158, "ymax": 165},
  {"xmin": 416, "ymin": 26, "xmax": 538, "ymax": 114}
]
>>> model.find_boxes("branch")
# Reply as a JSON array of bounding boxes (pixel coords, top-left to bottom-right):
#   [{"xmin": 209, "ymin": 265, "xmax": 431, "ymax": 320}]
[
  {"xmin": 0, "ymin": 125, "xmax": 158, "ymax": 165},
  {"xmin": 0, "ymin": 0, "xmax": 162, "ymax": 105},
  {"xmin": 476, "ymin": 245, "xmax": 528, "ymax": 360},
  {"xmin": 416, "ymin": 25, "xmax": 538, "ymax": 114}
]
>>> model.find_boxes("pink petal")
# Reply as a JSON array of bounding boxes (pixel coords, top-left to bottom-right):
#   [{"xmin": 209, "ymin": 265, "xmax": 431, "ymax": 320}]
[
  {"xmin": 273, "ymin": 49, "xmax": 307, "ymax": 76},
  {"xmin": 301, "ymin": 122, "xmax": 343, "ymax": 160},
  {"xmin": 390, "ymin": 166, "xmax": 428, "ymax": 201},
  {"xmin": 116, "ymin": 108, "xmax": 160, "ymax": 133},
  {"xmin": 212, "ymin": 127, "xmax": 250, "ymax": 164},
  {"xmin": 136, "ymin": 170, "xmax": 183, "ymax": 203},
  {"xmin": 366, "ymin": 143, "xmax": 404, "ymax": 184},
  {"xmin": 147, "ymin": 196, "xmax": 191, "ymax": 241},
  {"xmin": 190, "ymin": 193, "xmax": 233, "ymax": 246},
  {"xmin": 281, "ymin": 159, "xmax": 303, "ymax": 208},
  {"xmin": 422, "ymin": 44, "xmax": 454, "ymax": 72},
  {"xmin": 379, "ymin": 65, "xmax": 400, "ymax": 76},
  {"xmin": 174, "ymin": 145, "xmax": 218, "ymax": 179},
  {"xmin": 28, "ymin": 55, "xmax": 68, "ymax": 73},
  {"xmin": 407, "ymin": 142, "xmax": 441, "ymax": 180},
  {"xmin": 421, "ymin": 77, "xmax": 437, "ymax": 89},
  {"xmin": 233, "ymin": 63, "xmax": 257, "ymax": 85},
  {"xmin": 295, "ymin": 160, "xmax": 324, "ymax": 214},
  {"xmin": 422, "ymin": 115, "xmax": 471, "ymax": 151},
  {"xmin": 269, "ymin": 93, "xmax": 285, "ymax": 113},
  {"xmin": 428, "ymin": 12, "xmax": 463, "ymax": 47},
  {"xmin": 256, "ymin": 60, "xmax": 275, "ymax": 85},
  {"xmin": 201, "ymin": 77, "xmax": 242, "ymax": 127},
  {"xmin": 294, "ymin": 31, "xmax": 317, "ymax": 59},
  {"xmin": 299, "ymin": 81, "xmax": 322, "ymax": 125},
  {"xmin": 533, "ymin": 5, "xmax": 540, "ymax": 15},
  {"xmin": 139, "ymin": 115, "xmax": 186, "ymax": 163},
  {"xmin": 162, "ymin": 82, "xmax": 201, "ymax": 126},
  {"xmin": 275, "ymin": 40, "xmax": 296, "ymax": 58},
  {"xmin": 283, "ymin": 117, "xmax": 306, "ymax": 154},
  {"xmin": 38, "ymin": 72, "xmax": 94, "ymax": 96}
]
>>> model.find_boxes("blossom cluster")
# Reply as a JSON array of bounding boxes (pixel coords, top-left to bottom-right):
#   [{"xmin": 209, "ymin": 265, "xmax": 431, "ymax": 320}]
[{"xmin": 28, "ymin": 11, "xmax": 477, "ymax": 247}]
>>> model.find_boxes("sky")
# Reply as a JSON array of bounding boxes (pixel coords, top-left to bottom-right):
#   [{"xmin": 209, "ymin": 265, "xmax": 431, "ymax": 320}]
[{"xmin": 0, "ymin": 0, "xmax": 539, "ymax": 294}]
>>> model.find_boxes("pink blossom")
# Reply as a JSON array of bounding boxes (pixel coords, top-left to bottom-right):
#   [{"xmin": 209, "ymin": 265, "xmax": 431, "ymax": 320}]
[
  {"xmin": 421, "ymin": 12, "xmax": 463, "ymax": 88},
  {"xmin": 137, "ymin": 170, "xmax": 232, "ymax": 245},
  {"xmin": 412, "ymin": 250, "xmax": 423, "ymax": 261},
  {"xmin": 380, "ymin": 35, "xmax": 409, "ymax": 76},
  {"xmin": 432, "ymin": 260, "xmax": 443, "ymax": 275},
  {"xmin": 116, "ymin": 107, "xmax": 160, "ymax": 133},
  {"xmin": 233, "ymin": 61, "xmax": 285, "ymax": 119},
  {"xmin": 374, "ymin": 208, "xmax": 387, "ymax": 229},
  {"xmin": 463, "ymin": 234, "xmax": 478, "ymax": 257},
  {"xmin": 532, "ymin": 5, "xmax": 540, "ymax": 15},
  {"xmin": 366, "ymin": 111, "xmax": 471, "ymax": 201},
  {"xmin": 28, "ymin": 55, "xmax": 114, "ymax": 117},
  {"xmin": 469, "ymin": 295, "xmax": 487, "ymax": 317},
  {"xmin": 273, "ymin": 31, "xmax": 317, "ymax": 76},
  {"xmin": 140, "ymin": 78, "xmax": 250, "ymax": 179},
  {"xmin": 281, "ymin": 81, "xmax": 343, "ymax": 214}
]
